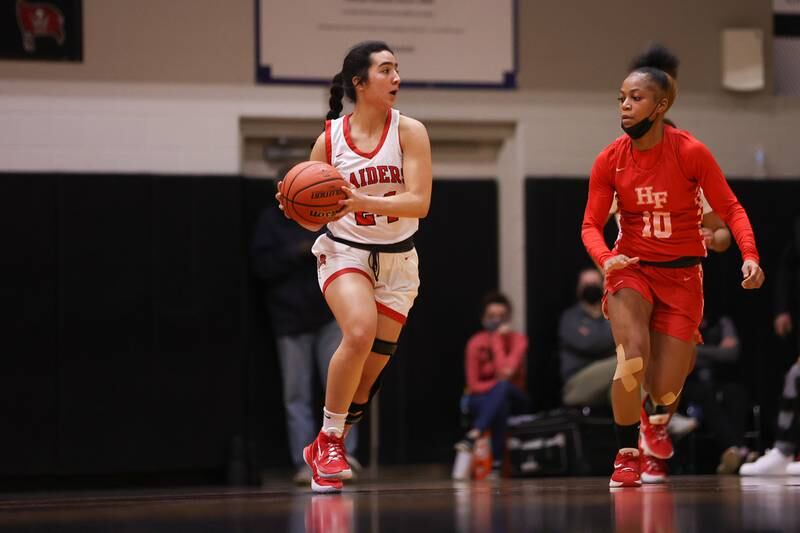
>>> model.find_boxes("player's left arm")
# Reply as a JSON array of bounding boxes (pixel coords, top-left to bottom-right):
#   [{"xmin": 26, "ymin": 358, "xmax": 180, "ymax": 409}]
[
  {"xmin": 336, "ymin": 116, "xmax": 432, "ymax": 219},
  {"xmin": 689, "ymin": 141, "xmax": 763, "ymax": 288}
]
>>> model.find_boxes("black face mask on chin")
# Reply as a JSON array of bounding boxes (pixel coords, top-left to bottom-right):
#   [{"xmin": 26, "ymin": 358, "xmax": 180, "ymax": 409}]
[{"xmin": 621, "ymin": 102, "xmax": 662, "ymax": 140}]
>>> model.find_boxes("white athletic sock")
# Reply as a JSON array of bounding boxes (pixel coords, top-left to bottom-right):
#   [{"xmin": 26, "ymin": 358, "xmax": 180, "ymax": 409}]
[{"xmin": 322, "ymin": 407, "xmax": 347, "ymax": 437}]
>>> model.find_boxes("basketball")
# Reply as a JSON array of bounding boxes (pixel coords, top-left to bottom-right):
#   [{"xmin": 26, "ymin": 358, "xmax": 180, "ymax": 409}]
[{"xmin": 280, "ymin": 161, "xmax": 348, "ymax": 229}]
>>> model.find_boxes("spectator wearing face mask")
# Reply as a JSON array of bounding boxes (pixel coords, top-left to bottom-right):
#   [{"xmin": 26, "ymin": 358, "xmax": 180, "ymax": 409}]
[
  {"xmin": 455, "ymin": 291, "xmax": 529, "ymax": 476},
  {"xmin": 559, "ymin": 268, "xmax": 617, "ymax": 406}
]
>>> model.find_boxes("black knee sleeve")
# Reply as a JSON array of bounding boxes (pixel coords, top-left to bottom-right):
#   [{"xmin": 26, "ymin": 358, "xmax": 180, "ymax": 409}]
[
  {"xmin": 371, "ymin": 338, "xmax": 398, "ymax": 356},
  {"xmin": 368, "ymin": 366, "xmax": 386, "ymax": 401},
  {"xmin": 345, "ymin": 361, "xmax": 391, "ymax": 426},
  {"xmin": 346, "ymin": 401, "xmax": 368, "ymax": 425},
  {"xmin": 644, "ymin": 394, "xmax": 669, "ymax": 416}
]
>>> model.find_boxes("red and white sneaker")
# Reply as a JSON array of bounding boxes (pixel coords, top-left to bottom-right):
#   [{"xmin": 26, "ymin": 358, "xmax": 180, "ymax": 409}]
[
  {"xmin": 640, "ymin": 403, "xmax": 673, "ymax": 459},
  {"xmin": 609, "ymin": 448, "xmax": 642, "ymax": 488},
  {"xmin": 304, "ymin": 430, "xmax": 352, "ymax": 480},
  {"xmin": 303, "ymin": 432, "xmax": 345, "ymax": 493},
  {"xmin": 641, "ymin": 453, "xmax": 668, "ymax": 484}
]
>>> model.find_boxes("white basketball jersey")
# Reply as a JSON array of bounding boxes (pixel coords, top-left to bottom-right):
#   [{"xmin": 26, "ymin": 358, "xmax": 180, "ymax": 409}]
[{"xmin": 325, "ymin": 108, "xmax": 417, "ymax": 245}]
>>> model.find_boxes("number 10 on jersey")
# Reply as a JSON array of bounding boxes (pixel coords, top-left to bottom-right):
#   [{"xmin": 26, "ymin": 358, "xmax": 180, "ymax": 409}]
[{"xmin": 642, "ymin": 211, "xmax": 672, "ymax": 238}]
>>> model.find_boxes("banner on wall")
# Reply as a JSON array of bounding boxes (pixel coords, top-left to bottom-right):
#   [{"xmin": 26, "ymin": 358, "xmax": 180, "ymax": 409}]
[
  {"xmin": 256, "ymin": 0, "xmax": 516, "ymax": 88},
  {"xmin": 0, "ymin": 0, "xmax": 82, "ymax": 61},
  {"xmin": 774, "ymin": 0, "xmax": 800, "ymax": 95}
]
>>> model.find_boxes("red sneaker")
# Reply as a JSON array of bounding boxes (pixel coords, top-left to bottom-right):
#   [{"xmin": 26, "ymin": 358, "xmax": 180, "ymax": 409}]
[
  {"xmin": 641, "ymin": 453, "xmax": 668, "ymax": 484},
  {"xmin": 609, "ymin": 449, "xmax": 642, "ymax": 488},
  {"xmin": 640, "ymin": 403, "xmax": 673, "ymax": 459},
  {"xmin": 305, "ymin": 430, "xmax": 352, "ymax": 480},
  {"xmin": 303, "ymin": 433, "xmax": 344, "ymax": 493}
]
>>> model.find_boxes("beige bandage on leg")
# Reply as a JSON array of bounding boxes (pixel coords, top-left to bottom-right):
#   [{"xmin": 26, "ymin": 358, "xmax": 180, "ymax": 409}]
[
  {"xmin": 660, "ymin": 389, "xmax": 681, "ymax": 406},
  {"xmin": 613, "ymin": 344, "xmax": 643, "ymax": 392}
]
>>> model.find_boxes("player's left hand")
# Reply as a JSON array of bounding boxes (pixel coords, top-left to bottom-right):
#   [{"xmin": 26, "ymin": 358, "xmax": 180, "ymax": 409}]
[
  {"xmin": 333, "ymin": 186, "xmax": 368, "ymax": 220},
  {"xmin": 741, "ymin": 259, "xmax": 765, "ymax": 289}
]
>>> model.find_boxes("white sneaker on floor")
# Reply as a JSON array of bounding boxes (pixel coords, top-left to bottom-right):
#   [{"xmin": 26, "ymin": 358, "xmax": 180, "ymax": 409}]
[
  {"xmin": 786, "ymin": 461, "xmax": 800, "ymax": 476},
  {"xmin": 292, "ymin": 465, "xmax": 313, "ymax": 485},
  {"xmin": 667, "ymin": 413, "xmax": 698, "ymax": 437},
  {"xmin": 739, "ymin": 449, "xmax": 792, "ymax": 476},
  {"xmin": 346, "ymin": 454, "xmax": 363, "ymax": 472}
]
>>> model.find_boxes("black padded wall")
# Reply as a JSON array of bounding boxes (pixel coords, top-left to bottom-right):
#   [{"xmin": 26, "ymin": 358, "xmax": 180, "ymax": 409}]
[
  {"xmin": 0, "ymin": 174, "xmax": 59, "ymax": 476},
  {"xmin": 2, "ymin": 173, "xmax": 246, "ymax": 482},
  {"xmin": 1, "ymin": 173, "xmax": 499, "ymax": 484}
]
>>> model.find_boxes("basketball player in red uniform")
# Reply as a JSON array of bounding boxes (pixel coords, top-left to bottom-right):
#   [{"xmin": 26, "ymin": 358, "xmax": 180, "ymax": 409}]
[
  {"xmin": 581, "ymin": 44, "xmax": 764, "ymax": 488},
  {"xmin": 277, "ymin": 41, "xmax": 432, "ymax": 492}
]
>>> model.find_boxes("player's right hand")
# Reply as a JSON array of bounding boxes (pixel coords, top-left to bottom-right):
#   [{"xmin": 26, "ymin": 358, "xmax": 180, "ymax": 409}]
[
  {"xmin": 602, "ymin": 255, "xmax": 639, "ymax": 274},
  {"xmin": 775, "ymin": 312, "xmax": 793, "ymax": 337}
]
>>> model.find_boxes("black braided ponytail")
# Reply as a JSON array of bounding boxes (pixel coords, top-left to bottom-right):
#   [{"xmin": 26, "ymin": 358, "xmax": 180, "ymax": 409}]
[
  {"xmin": 327, "ymin": 72, "xmax": 345, "ymax": 120},
  {"xmin": 326, "ymin": 41, "xmax": 394, "ymax": 120}
]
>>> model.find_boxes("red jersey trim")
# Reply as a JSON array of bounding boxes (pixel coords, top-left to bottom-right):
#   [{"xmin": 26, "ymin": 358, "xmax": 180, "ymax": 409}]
[
  {"xmin": 322, "ymin": 267, "xmax": 372, "ymax": 294},
  {"xmin": 343, "ymin": 111, "xmax": 392, "ymax": 160},
  {"xmin": 376, "ymin": 302, "xmax": 407, "ymax": 325},
  {"xmin": 325, "ymin": 120, "xmax": 332, "ymax": 165}
]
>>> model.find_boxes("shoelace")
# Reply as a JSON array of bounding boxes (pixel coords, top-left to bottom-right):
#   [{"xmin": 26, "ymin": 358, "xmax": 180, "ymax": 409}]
[
  {"xmin": 651, "ymin": 423, "xmax": 669, "ymax": 442},
  {"xmin": 322, "ymin": 438, "xmax": 345, "ymax": 464},
  {"xmin": 327, "ymin": 442, "xmax": 342, "ymax": 460},
  {"xmin": 644, "ymin": 456, "xmax": 665, "ymax": 472}
]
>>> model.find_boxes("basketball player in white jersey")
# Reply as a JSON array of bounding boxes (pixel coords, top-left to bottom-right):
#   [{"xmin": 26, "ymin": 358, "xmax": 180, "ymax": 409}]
[{"xmin": 277, "ymin": 41, "xmax": 432, "ymax": 493}]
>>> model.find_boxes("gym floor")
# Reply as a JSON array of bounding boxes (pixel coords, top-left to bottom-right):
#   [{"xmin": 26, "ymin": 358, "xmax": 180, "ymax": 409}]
[{"xmin": 1, "ymin": 475, "xmax": 799, "ymax": 532}]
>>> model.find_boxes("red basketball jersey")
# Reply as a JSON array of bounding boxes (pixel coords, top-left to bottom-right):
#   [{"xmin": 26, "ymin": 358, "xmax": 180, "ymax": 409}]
[{"xmin": 582, "ymin": 126, "xmax": 759, "ymax": 267}]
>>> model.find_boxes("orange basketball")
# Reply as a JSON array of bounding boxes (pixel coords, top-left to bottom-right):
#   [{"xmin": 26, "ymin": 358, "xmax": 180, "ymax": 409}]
[{"xmin": 280, "ymin": 161, "xmax": 348, "ymax": 229}]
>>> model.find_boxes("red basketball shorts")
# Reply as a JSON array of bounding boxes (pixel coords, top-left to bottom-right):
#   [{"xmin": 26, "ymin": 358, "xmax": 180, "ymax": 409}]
[{"xmin": 602, "ymin": 262, "xmax": 704, "ymax": 343}]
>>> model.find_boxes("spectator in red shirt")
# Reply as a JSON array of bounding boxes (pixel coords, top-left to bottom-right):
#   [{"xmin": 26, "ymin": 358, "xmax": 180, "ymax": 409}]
[{"xmin": 455, "ymin": 292, "xmax": 528, "ymax": 475}]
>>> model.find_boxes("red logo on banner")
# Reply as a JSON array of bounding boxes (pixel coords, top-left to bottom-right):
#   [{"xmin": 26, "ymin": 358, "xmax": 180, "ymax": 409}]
[{"xmin": 16, "ymin": 0, "xmax": 66, "ymax": 53}]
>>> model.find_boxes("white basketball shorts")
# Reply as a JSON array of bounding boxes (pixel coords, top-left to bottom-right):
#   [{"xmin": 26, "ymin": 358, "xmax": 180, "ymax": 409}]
[{"xmin": 311, "ymin": 234, "xmax": 420, "ymax": 324}]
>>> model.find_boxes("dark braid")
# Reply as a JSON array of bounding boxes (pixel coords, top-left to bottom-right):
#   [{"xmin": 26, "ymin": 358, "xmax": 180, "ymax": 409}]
[{"xmin": 327, "ymin": 72, "xmax": 345, "ymax": 120}]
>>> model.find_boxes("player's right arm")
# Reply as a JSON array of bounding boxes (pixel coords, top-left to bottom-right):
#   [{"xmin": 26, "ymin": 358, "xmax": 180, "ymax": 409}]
[
  {"xmin": 309, "ymin": 132, "xmax": 327, "ymax": 163},
  {"xmin": 581, "ymin": 149, "xmax": 639, "ymax": 274},
  {"xmin": 274, "ymin": 132, "xmax": 328, "ymax": 229}
]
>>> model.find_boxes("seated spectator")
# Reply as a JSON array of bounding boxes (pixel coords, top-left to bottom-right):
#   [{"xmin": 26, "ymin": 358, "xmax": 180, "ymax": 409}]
[
  {"xmin": 741, "ymin": 222, "xmax": 800, "ymax": 476},
  {"xmin": 559, "ymin": 268, "xmax": 616, "ymax": 407},
  {"xmin": 680, "ymin": 310, "xmax": 751, "ymax": 474},
  {"xmin": 455, "ymin": 292, "xmax": 528, "ymax": 477},
  {"xmin": 739, "ymin": 358, "xmax": 800, "ymax": 476}
]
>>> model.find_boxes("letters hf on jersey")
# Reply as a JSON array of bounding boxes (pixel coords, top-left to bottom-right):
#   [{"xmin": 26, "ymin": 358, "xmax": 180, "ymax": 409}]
[
  {"xmin": 635, "ymin": 186, "xmax": 668, "ymax": 209},
  {"xmin": 347, "ymin": 165, "xmax": 404, "ymax": 188},
  {"xmin": 635, "ymin": 186, "xmax": 672, "ymax": 238}
]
